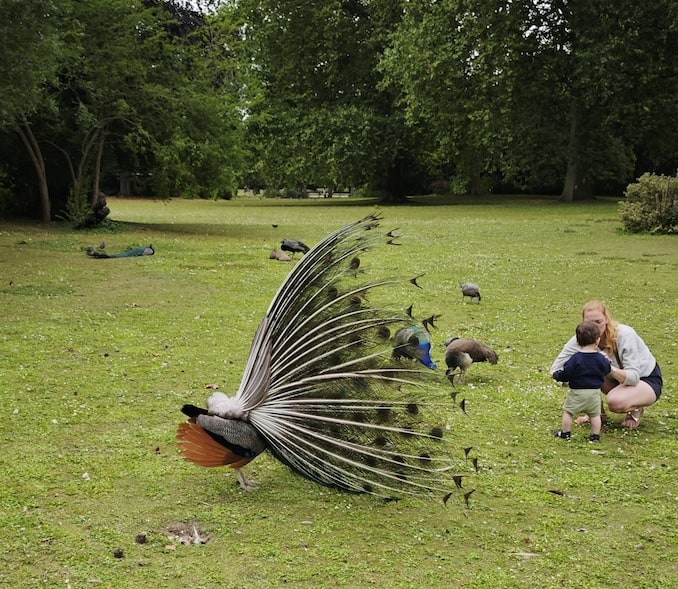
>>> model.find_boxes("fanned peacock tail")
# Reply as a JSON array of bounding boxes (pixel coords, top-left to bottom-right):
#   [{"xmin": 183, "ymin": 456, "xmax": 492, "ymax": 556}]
[{"xmin": 179, "ymin": 214, "xmax": 477, "ymax": 502}]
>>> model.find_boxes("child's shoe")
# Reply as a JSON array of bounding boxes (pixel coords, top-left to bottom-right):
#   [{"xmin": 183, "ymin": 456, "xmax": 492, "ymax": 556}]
[
  {"xmin": 553, "ymin": 430, "xmax": 571, "ymax": 440},
  {"xmin": 589, "ymin": 434, "xmax": 601, "ymax": 443}
]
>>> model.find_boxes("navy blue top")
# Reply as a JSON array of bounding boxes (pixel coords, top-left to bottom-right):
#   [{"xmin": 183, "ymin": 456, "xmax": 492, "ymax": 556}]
[{"xmin": 552, "ymin": 351, "xmax": 611, "ymax": 389}]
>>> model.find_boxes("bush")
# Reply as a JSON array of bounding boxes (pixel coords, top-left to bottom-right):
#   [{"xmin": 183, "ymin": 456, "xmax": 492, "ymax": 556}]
[{"xmin": 619, "ymin": 173, "xmax": 678, "ymax": 233}]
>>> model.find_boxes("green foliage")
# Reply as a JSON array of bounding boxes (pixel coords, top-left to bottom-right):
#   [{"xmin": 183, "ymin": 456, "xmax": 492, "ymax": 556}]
[
  {"xmin": 0, "ymin": 0, "xmax": 63, "ymax": 128},
  {"xmin": 619, "ymin": 173, "xmax": 678, "ymax": 233},
  {"xmin": 379, "ymin": 0, "xmax": 678, "ymax": 197},
  {"xmin": 61, "ymin": 179, "xmax": 91, "ymax": 227},
  {"xmin": 0, "ymin": 0, "xmax": 246, "ymax": 219},
  {"xmin": 2, "ymin": 0, "xmax": 678, "ymax": 219},
  {"xmin": 0, "ymin": 198, "xmax": 676, "ymax": 588},
  {"xmin": 237, "ymin": 0, "xmax": 413, "ymax": 197}
]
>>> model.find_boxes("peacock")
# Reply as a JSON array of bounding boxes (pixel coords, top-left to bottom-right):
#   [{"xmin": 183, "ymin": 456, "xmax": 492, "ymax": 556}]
[
  {"xmin": 392, "ymin": 311, "xmax": 441, "ymax": 370},
  {"xmin": 444, "ymin": 337, "xmax": 498, "ymax": 384},
  {"xmin": 86, "ymin": 244, "xmax": 155, "ymax": 258},
  {"xmin": 177, "ymin": 214, "xmax": 477, "ymax": 503}
]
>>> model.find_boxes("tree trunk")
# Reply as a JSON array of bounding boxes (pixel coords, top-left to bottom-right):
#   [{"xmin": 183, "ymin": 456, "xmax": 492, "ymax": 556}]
[
  {"xmin": 560, "ymin": 99, "xmax": 579, "ymax": 202},
  {"xmin": 380, "ymin": 155, "xmax": 411, "ymax": 203},
  {"xmin": 559, "ymin": 99, "xmax": 593, "ymax": 202},
  {"xmin": 468, "ymin": 156, "xmax": 482, "ymax": 196},
  {"xmin": 15, "ymin": 123, "xmax": 51, "ymax": 222},
  {"xmin": 119, "ymin": 173, "xmax": 132, "ymax": 196},
  {"xmin": 561, "ymin": 157, "xmax": 578, "ymax": 202},
  {"xmin": 92, "ymin": 124, "xmax": 107, "ymax": 204}
]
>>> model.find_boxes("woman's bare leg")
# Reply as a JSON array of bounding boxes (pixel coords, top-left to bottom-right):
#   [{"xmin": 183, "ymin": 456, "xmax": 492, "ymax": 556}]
[{"xmin": 606, "ymin": 381, "xmax": 656, "ymax": 428}]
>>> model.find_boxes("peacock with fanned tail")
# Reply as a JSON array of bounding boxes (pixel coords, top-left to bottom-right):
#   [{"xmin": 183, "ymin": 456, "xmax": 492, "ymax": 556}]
[{"xmin": 177, "ymin": 214, "xmax": 477, "ymax": 503}]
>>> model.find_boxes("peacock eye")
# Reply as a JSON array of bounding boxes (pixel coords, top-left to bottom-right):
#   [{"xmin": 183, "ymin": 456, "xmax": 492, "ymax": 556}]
[
  {"xmin": 429, "ymin": 427, "xmax": 444, "ymax": 440},
  {"xmin": 376, "ymin": 325, "xmax": 391, "ymax": 340},
  {"xmin": 376, "ymin": 406, "xmax": 392, "ymax": 422}
]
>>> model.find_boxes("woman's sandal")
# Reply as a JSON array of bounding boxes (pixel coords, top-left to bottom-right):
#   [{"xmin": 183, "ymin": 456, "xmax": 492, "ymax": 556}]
[{"xmin": 622, "ymin": 407, "xmax": 644, "ymax": 428}]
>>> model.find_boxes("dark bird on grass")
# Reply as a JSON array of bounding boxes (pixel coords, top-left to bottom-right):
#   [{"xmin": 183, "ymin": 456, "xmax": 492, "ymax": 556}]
[
  {"xmin": 444, "ymin": 337, "xmax": 498, "ymax": 384},
  {"xmin": 177, "ymin": 214, "xmax": 476, "ymax": 504},
  {"xmin": 280, "ymin": 238, "xmax": 310, "ymax": 256},
  {"xmin": 460, "ymin": 282, "xmax": 481, "ymax": 303}
]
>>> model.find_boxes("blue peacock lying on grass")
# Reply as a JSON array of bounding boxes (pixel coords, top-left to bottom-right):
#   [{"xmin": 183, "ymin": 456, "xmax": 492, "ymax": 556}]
[
  {"xmin": 86, "ymin": 244, "xmax": 154, "ymax": 258},
  {"xmin": 177, "ymin": 214, "xmax": 478, "ymax": 505}
]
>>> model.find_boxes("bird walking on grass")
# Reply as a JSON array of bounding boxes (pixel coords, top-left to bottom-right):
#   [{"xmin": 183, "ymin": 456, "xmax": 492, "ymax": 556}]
[
  {"xmin": 392, "ymin": 310, "xmax": 442, "ymax": 370},
  {"xmin": 460, "ymin": 282, "xmax": 481, "ymax": 303},
  {"xmin": 444, "ymin": 337, "xmax": 498, "ymax": 384},
  {"xmin": 392, "ymin": 324, "xmax": 438, "ymax": 370},
  {"xmin": 177, "ymin": 214, "xmax": 476, "ymax": 503},
  {"xmin": 280, "ymin": 238, "xmax": 310, "ymax": 256}
]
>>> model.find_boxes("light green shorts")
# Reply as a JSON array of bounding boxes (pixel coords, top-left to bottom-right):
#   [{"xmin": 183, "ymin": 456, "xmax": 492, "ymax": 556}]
[{"xmin": 563, "ymin": 388, "xmax": 602, "ymax": 417}]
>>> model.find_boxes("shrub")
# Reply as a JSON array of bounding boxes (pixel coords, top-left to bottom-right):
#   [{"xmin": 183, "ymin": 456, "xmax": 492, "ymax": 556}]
[{"xmin": 619, "ymin": 173, "xmax": 678, "ymax": 233}]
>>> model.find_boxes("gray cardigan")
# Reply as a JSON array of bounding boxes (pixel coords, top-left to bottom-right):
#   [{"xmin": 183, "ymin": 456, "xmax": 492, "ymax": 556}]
[{"xmin": 550, "ymin": 324, "xmax": 656, "ymax": 386}]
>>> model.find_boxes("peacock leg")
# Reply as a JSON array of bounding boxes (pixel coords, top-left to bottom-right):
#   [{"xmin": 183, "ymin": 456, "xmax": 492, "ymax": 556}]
[{"xmin": 235, "ymin": 468, "xmax": 259, "ymax": 491}]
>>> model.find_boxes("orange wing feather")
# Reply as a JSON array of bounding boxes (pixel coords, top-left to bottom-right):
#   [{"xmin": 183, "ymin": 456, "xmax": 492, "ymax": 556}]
[{"xmin": 177, "ymin": 422, "xmax": 254, "ymax": 469}]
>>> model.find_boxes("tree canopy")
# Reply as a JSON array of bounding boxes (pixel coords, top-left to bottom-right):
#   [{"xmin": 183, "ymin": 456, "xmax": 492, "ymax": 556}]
[{"xmin": 0, "ymin": 0, "xmax": 676, "ymax": 220}]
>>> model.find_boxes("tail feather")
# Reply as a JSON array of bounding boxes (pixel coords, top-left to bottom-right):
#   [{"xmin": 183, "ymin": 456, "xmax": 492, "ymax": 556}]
[
  {"xmin": 176, "ymin": 422, "xmax": 253, "ymax": 469},
  {"xmin": 180, "ymin": 214, "xmax": 478, "ymax": 502}
]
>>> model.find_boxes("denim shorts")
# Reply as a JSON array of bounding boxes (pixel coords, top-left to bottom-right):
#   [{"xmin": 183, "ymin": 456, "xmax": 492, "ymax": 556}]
[{"xmin": 641, "ymin": 363, "xmax": 663, "ymax": 400}]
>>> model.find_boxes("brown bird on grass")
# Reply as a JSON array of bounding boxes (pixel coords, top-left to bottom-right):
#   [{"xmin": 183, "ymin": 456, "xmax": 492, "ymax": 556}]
[
  {"xmin": 269, "ymin": 249, "xmax": 292, "ymax": 262},
  {"xmin": 444, "ymin": 337, "xmax": 498, "ymax": 384}
]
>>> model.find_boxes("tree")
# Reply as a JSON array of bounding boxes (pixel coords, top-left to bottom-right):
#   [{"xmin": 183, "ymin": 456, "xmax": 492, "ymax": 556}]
[
  {"xmin": 0, "ymin": 0, "xmax": 64, "ymax": 221},
  {"xmin": 0, "ymin": 0, "xmax": 246, "ymax": 222},
  {"xmin": 380, "ymin": 0, "xmax": 527, "ymax": 195},
  {"xmin": 380, "ymin": 0, "xmax": 678, "ymax": 199},
  {"xmin": 535, "ymin": 1, "xmax": 672, "ymax": 201},
  {"xmin": 234, "ymin": 0, "xmax": 422, "ymax": 201}
]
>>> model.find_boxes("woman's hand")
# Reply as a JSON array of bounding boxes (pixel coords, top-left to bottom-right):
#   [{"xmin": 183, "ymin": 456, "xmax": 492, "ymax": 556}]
[{"xmin": 609, "ymin": 367, "xmax": 626, "ymax": 385}]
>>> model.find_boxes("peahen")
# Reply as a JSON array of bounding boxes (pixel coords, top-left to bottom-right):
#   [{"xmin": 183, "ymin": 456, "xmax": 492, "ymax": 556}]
[
  {"xmin": 460, "ymin": 282, "xmax": 481, "ymax": 303},
  {"xmin": 177, "ymin": 214, "xmax": 477, "ymax": 503},
  {"xmin": 444, "ymin": 337, "xmax": 498, "ymax": 384},
  {"xmin": 269, "ymin": 249, "xmax": 292, "ymax": 262},
  {"xmin": 280, "ymin": 238, "xmax": 310, "ymax": 256}
]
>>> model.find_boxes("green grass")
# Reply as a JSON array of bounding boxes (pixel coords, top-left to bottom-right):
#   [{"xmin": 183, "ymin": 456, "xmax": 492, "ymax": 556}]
[{"xmin": 0, "ymin": 195, "xmax": 676, "ymax": 588}]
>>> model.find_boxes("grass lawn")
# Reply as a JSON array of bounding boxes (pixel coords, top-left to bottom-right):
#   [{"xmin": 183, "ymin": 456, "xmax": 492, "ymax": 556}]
[{"xmin": 0, "ymin": 195, "xmax": 675, "ymax": 588}]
